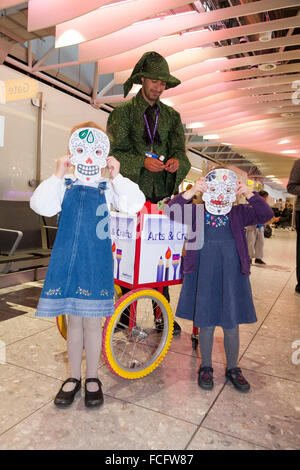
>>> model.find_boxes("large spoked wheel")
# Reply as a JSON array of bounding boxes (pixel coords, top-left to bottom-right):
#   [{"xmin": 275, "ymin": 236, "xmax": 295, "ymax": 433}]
[
  {"xmin": 102, "ymin": 288, "xmax": 174, "ymax": 379},
  {"xmin": 56, "ymin": 284, "xmax": 123, "ymax": 340}
]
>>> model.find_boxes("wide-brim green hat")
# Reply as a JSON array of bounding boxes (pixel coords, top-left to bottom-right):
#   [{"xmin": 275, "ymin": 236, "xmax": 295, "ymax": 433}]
[{"xmin": 123, "ymin": 51, "xmax": 181, "ymax": 97}]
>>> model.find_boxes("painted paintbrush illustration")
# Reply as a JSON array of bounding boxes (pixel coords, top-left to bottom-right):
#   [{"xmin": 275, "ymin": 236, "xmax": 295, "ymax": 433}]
[
  {"xmin": 164, "ymin": 246, "xmax": 171, "ymax": 281},
  {"xmin": 156, "ymin": 256, "xmax": 164, "ymax": 282},
  {"xmin": 172, "ymin": 254, "xmax": 180, "ymax": 280},
  {"xmin": 116, "ymin": 248, "xmax": 122, "ymax": 279},
  {"xmin": 112, "ymin": 241, "xmax": 116, "ymax": 262}
]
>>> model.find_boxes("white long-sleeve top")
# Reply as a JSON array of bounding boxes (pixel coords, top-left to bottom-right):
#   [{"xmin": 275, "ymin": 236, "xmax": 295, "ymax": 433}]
[{"xmin": 30, "ymin": 173, "xmax": 146, "ymax": 217}]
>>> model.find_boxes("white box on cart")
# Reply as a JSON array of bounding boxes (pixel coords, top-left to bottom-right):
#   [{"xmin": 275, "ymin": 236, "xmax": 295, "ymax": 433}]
[{"xmin": 110, "ymin": 210, "xmax": 188, "ymax": 287}]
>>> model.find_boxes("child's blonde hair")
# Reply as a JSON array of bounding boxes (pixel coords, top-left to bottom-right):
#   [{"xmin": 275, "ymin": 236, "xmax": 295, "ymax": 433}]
[{"xmin": 69, "ymin": 121, "xmax": 105, "ymax": 136}]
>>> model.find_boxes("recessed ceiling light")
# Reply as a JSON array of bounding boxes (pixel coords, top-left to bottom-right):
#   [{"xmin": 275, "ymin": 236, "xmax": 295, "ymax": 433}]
[
  {"xmin": 278, "ymin": 139, "xmax": 291, "ymax": 144},
  {"xmin": 203, "ymin": 134, "xmax": 219, "ymax": 140},
  {"xmin": 186, "ymin": 122, "xmax": 205, "ymax": 129},
  {"xmin": 258, "ymin": 63, "xmax": 277, "ymax": 71},
  {"xmin": 281, "ymin": 150, "xmax": 297, "ymax": 154},
  {"xmin": 266, "ymin": 175, "xmax": 275, "ymax": 178},
  {"xmin": 259, "ymin": 31, "xmax": 272, "ymax": 42},
  {"xmin": 55, "ymin": 29, "xmax": 86, "ymax": 48},
  {"xmin": 205, "ymin": 57, "xmax": 227, "ymax": 62}
]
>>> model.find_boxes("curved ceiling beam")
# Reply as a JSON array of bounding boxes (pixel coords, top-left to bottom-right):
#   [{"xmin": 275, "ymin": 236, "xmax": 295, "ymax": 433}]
[
  {"xmin": 172, "ymin": 84, "xmax": 294, "ymax": 110},
  {"xmin": 184, "ymin": 109, "xmax": 280, "ymax": 126},
  {"xmin": 99, "ymin": 30, "xmax": 212, "ymax": 76},
  {"xmin": 175, "ymin": 91, "xmax": 293, "ymax": 114},
  {"xmin": 106, "ymin": 47, "xmax": 300, "ymax": 88},
  {"xmin": 189, "ymin": 113, "xmax": 300, "ymax": 132},
  {"xmin": 96, "ymin": 51, "xmax": 300, "ymax": 104},
  {"xmin": 27, "ymin": 0, "xmax": 111, "ymax": 32},
  {"xmin": 0, "ymin": 0, "xmax": 24, "ymax": 8},
  {"xmin": 233, "ymin": 143, "xmax": 300, "ymax": 156},
  {"xmin": 208, "ymin": 127, "xmax": 300, "ymax": 143},
  {"xmin": 79, "ymin": 11, "xmax": 201, "ymax": 62},
  {"xmin": 166, "ymin": 35, "xmax": 300, "ymax": 72},
  {"xmin": 55, "ymin": 0, "xmax": 192, "ymax": 48},
  {"xmin": 181, "ymin": 101, "xmax": 300, "ymax": 123},
  {"xmin": 173, "ymin": 50, "xmax": 300, "ymax": 81},
  {"xmin": 164, "ymin": 75, "xmax": 300, "ymax": 107},
  {"xmin": 113, "ymin": 50, "xmax": 300, "ymax": 83},
  {"xmin": 231, "ymin": 142, "xmax": 300, "ymax": 155},
  {"xmin": 207, "ymin": 119, "xmax": 300, "ymax": 136},
  {"xmin": 113, "ymin": 15, "xmax": 300, "ymax": 79},
  {"xmin": 80, "ymin": 11, "xmax": 300, "ymax": 62},
  {"xmin": 163, "ymin": 68, "xmax": 300, "ymax": 99}
]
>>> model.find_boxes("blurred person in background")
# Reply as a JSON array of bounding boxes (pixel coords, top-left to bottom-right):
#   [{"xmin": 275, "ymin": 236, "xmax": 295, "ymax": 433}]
[
  {"xmin": 246, "ymin": 190, "xmax": 271, "ymax": 265},
  {"xmin": 287, "ymin": 159, "xmax": 300, "ymax": 295}
]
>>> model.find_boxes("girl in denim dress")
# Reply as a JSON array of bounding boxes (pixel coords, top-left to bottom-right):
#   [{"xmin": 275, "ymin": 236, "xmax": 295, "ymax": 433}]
[{"xmin": 30, "ymin": 122, "xmax": 145, "ymax": 408}]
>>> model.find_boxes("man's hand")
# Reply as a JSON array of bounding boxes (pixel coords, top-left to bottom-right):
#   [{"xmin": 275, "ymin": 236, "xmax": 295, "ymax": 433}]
[
  {"xmin": 144, "ymin": 157, "xmax": 165, "ymax": 172},
  {"xmin": 107, "ymin": 156, "xmax": 120, "ymax": 179},
  {"xmin": 165, "ymin": 158, "xmax": 179, "ymax": 173}
]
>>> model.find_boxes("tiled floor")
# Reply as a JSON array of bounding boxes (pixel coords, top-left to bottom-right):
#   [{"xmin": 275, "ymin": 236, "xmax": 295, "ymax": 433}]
[{"xmin": 0, "ymin": 228, "xmax": 299, "ymax": 450}]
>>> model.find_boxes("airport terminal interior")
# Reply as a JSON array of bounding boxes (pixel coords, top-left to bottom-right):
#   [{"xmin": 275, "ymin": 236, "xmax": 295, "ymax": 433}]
[{"xmin": 0, "ymin": 0, "xmax": 299, "ymax": 451}]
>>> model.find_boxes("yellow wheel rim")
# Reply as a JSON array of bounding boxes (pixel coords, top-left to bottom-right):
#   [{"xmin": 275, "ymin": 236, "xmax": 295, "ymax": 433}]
[
  {"xmin": 103, "ymin": 288, "xmax": 174, "ymax": 379},
  {"xmin": 56, "ymin": 315, "xmax": 67, "ymax": 340},
  {"xmin": 114, "ymin": 284, "xmax": 122, "ymax": 301}
]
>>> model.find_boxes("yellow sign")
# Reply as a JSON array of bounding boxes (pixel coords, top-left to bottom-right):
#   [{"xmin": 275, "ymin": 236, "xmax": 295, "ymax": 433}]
[
  {"xmin": 4, "ymin": 78, "xmax": 39, "ymax": 102},
  {"xmin": 0, "ymin": 81, "xmax": 5, "ymax": 104}
]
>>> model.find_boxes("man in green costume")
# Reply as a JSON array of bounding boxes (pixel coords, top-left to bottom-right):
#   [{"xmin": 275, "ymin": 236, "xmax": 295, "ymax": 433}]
[
  {"xmin": 107, "ymin": 51, "xmax": 191, "ymax": 335},
  {"xmin": 107, "ymin": 51, "xmax": 191, "ymax": 203}
]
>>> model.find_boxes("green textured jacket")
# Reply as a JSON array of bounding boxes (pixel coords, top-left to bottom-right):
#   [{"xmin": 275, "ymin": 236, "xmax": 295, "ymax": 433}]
[{"xmin": 106, "ymin": 90, "xmax": 191, "ymax": 200}]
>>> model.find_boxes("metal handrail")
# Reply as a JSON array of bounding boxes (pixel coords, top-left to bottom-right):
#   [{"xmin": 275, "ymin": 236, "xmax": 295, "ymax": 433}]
[{"xmin": 0, "ymin": 228, "xmax": 23, "ymax": 274}]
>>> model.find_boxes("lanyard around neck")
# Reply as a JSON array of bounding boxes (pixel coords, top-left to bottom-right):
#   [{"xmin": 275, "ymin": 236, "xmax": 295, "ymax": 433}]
[{"xmin": 143, "ymin": 106, "xmax": 160, "ymax": 151}]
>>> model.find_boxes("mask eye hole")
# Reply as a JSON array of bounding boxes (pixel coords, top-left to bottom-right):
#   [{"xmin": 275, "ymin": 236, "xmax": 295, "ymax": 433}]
[
  {"xmin": 210, "ymin": 186, "xmax": 215, "ymax": 192},
  {"xmin": 76, "ymin": 147, "xmax": 84, "ymax": 154},
  {"xmin": 96, "ymin": 149, "xmax": 103, "ymax": 157},
  {"xmin": 226, "ymin": 187, "xmax": 232, "ymax": 192}
]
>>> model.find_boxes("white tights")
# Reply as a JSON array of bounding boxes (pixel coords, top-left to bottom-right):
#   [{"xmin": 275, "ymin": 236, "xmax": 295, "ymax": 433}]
[{"xmin": 63, "ymin": 315, "xmax": 102, "ymax": 392}]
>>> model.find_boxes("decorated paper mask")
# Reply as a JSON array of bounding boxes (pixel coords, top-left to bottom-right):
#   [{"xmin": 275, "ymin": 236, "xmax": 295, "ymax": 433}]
[
  {"xmin": 202, "ymin": 169, "xmax": 238, "ymax": 215},
  {"xmin": 69, "ymin": 127, "xmax": 110, "ymax": 183}
]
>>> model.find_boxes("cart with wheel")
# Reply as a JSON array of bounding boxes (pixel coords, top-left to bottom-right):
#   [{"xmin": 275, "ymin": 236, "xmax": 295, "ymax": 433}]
[{"xmin": 57, "ymin": 201, "xmax": 187, "ymax": 379}]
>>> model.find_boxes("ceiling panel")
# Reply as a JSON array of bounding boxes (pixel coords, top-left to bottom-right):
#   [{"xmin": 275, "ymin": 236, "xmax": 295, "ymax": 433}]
[{"xmin": 1, "ymin": 0, "xmax": 300, "ymax": 186}]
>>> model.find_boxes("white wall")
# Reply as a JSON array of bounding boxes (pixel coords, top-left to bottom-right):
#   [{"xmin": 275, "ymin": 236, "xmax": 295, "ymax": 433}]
[{"xmin": 0, "ymin": 65, "xmax": 109, "ymax": 201}]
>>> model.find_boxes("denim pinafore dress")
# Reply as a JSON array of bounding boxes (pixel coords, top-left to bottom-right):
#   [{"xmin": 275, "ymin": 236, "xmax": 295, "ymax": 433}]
[
  {"xmin": 176, "ymin": 211, "xmax": 257, "ymax": 329},
  {"xmin": 35, "ymin": 179, "xmax": 114, "ymax": 318}
]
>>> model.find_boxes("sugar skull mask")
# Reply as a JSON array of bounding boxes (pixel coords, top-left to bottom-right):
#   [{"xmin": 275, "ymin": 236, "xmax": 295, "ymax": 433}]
[
  {"xmin": 69, "ymin": 127, "xmax": 110, "ymax": 183},
  {"xmin": 202, "ymin": 169, "xmax": 238, "ymax": 215}
]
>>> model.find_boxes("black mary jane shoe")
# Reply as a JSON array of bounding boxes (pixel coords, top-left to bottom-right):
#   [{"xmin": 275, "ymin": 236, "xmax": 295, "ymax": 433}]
[
  {"xmin": 54, "ymin": 378, "xmax": 81, "ymax": 407},
  {"xmin": 198, "ymin": 366, "xmax": 214, "ymax": 390},
  {"xmin": 85, "ymin": 378, "xmax": 104, "ymax": 408},
  {"xmin": 225, "ymin": 367, "xmax": 250, "ymax": 392}
]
